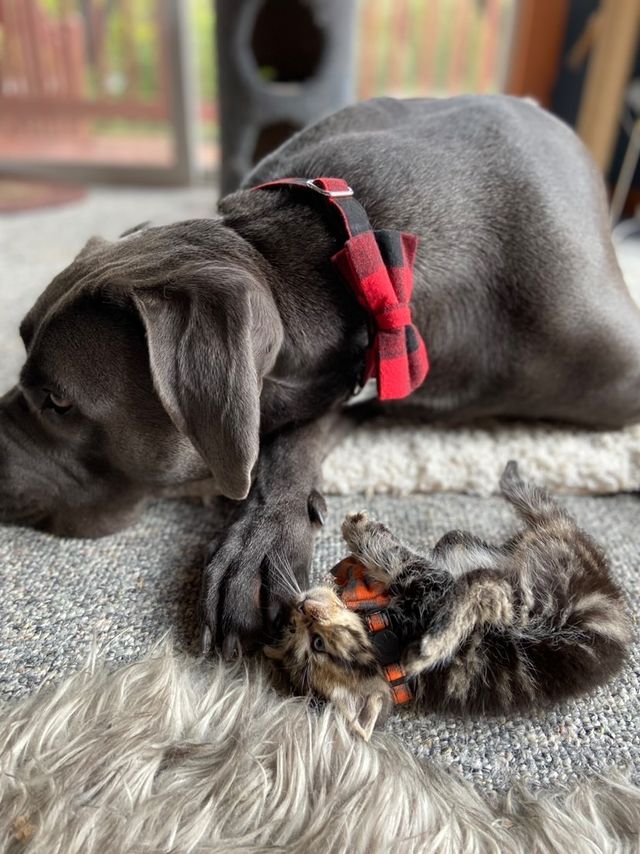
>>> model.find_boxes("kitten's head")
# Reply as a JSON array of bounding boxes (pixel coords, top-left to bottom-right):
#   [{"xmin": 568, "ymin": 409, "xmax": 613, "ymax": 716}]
[{"xmin": 265, "ymin": 586, "xmax": 392, "ymax": 740}]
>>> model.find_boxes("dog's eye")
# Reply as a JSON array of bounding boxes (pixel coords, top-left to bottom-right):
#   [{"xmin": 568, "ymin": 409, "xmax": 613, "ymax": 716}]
[
  {"xmin": 42, "ymin": 391, "xmax": 73, "ymax": 415},
  {"xmin": 312, "ymin": 634, "xmax": 326, "ymax": 653}
]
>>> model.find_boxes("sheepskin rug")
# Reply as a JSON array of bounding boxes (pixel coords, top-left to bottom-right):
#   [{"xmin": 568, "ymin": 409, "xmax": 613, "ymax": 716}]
[{"xmin": 1, "ymin": 642, "xmax": 639, "ymax": 854}]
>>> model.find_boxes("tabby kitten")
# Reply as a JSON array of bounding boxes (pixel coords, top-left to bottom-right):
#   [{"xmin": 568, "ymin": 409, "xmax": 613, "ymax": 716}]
[{"xmin": 266, "ymin": 462, "xmax": 632, "ymax": 740}]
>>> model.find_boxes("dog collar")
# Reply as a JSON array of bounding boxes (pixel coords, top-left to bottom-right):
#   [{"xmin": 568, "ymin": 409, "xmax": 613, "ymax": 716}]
[
  {"xmin": 253, "ymin": 177, "xmax": 429, "ymax": 401},
  {"xmin": 331, "ymin": 556, "xmax": 414, "ymax": 705}
]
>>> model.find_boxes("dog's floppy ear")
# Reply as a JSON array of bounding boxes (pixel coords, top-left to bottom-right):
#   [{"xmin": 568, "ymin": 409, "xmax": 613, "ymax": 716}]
[{"xmin": 133, "ymin": 269, "xmax": 282, "ymax": 500}]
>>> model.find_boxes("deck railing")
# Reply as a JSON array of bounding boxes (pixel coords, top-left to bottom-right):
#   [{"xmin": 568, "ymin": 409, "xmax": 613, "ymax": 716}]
[
  {"xmin": 0, "ymin": 0, "xmax": 516, "ymax": 173},
  {"xmin": 358, "ymin": 0, "xmax": 515, "ymax": 99}
]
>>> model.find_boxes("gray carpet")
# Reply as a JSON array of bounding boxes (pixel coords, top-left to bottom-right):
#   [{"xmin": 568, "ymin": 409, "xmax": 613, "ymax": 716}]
[{"xmin": 2, "ymin": 491, "xmax": 639, "ymax": 794}]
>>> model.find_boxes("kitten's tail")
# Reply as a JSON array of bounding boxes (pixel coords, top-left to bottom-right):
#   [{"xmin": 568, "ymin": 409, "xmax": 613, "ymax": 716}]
[{"xmin": 499, "ymin": 460, "xmax": 565, "ymax": 525}]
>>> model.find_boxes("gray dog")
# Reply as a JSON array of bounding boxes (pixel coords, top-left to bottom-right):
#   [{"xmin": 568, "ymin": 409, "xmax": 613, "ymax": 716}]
[{"xmin": 2, "ymin": 96, "xmax": 640, "ymax": 657}]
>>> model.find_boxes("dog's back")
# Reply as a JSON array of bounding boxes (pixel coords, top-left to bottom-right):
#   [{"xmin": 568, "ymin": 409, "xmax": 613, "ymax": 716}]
[{"xmin": 242, "ymin": 95, "xmax": 640, "ymax": 428}]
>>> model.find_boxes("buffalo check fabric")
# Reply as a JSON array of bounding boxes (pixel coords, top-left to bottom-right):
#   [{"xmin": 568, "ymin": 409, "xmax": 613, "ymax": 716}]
[{"xmin": 253, "ymin": 177, "xmax": 429, "ymax": 400}]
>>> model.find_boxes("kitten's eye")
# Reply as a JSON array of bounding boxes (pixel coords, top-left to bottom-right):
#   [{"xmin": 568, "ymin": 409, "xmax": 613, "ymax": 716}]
[
  {"xmin": 42, "ymin": 390, "xmax": 73, "ymax": 415},
  {"xmin": 312, "ymin": 634, "xmax": 326, "ymax": 653}
]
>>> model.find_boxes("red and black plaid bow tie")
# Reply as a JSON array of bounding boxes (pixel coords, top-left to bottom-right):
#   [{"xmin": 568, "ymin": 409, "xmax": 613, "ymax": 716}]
[{"xmin": 253, "ymin": 177, "xmax": 429, "ymax": 401}]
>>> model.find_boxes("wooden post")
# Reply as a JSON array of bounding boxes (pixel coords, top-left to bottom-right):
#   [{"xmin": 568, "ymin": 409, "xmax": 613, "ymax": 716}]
[
  {"xmin": 505, "ymin": 0, "xmax": 570, "ymax": 107},
  {"xmin": 417, "ymin": 0, "xmax": 439, "ymax": 94},
  {"xmin": 479, "ymin": 0, "xmax": 501, "ymax": 93},
  {"xmin": 447, "ymin": 0, "xmax": 471, "ymax": 94},
  {"xmin": 358, "ymin": 0, "xmax": 379, "ymax": 100},
  {"xmin": 576, "ymin": 0, "xmax": 640, "ymax": 173},
  {"xmin": 388, "ymin": 0, "xmax": 410, "ymax": 93}
]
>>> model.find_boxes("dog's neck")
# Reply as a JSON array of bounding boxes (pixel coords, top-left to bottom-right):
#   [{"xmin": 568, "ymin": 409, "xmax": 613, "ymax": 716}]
[{"xmin": 219, "ymin": 190, "xmax": 369, "ymax": 430}]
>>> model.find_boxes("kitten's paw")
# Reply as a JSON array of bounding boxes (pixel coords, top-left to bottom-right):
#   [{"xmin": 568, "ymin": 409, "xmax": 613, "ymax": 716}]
[
  {"xmin": 402, "ymin": 640, "xmax": 425, "ymax": 676},
  {"xmin": 342, "ymin": 511, "xmax": 391, "ymax": 554},
  {"xmin": 341, "ymin": 512, "xmax": 400, "ymax": 581},
  {"xmin": 341, "ymin": 510, "xmax": 370, "ymax": 545},
  {"xmin": 402, "ymin": 637, "xmax": 453, "ymax": 677}
]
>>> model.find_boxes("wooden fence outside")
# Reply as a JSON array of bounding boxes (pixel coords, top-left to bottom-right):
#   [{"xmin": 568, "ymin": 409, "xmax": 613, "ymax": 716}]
[
  {"xmin": 358, "ymin": 0, "xmax": 515, "ymax": 100},
  {"xmin": 0, "ymin": 0, "xmax": 169, "ymax": 125},
  {"xmin": 0, "ymin": 0, "xmax": 516, "ymax": 170}
]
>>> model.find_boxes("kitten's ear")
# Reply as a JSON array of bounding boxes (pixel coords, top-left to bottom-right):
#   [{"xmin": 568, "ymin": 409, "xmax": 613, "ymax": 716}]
[{"xmin": 330, "ymin": 686, "xmax": 390, "ymax": 741}]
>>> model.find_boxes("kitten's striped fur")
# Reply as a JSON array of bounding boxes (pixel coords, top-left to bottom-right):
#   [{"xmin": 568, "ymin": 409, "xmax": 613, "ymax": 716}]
[{"xmin": 267, "ymin": 463, "xmax": 632, "ymax": 736}]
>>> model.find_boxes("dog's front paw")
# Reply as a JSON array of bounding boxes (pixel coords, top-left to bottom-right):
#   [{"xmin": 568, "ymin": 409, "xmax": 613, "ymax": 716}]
[{"xmin": 200, "ymin": 489, "xmax": 325, "ymax": 658}]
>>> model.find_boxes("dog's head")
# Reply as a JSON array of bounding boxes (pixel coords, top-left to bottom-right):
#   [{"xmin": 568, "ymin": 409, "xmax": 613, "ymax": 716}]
[{"xmin": 0, "ymin": 220, "xmax": 283, "ymax": 536}]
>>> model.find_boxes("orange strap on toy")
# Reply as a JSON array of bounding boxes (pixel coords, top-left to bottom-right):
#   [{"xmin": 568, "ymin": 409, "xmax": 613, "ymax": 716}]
[{"xmin": 332, "ymin": 557, "xmax": 414, "ymax": 705}]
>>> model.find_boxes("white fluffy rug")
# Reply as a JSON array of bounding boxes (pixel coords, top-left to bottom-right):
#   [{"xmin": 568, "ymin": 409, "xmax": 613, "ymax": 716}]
[
  {"xmin": 324, "ymin": 417, "xmax": 640, "ymax": 496},
  {"xmin": 3, "ymin": 187, "xmax": 640, "ymax": 497},
  {"xmin": 1, "ymin": 642, "xmax": 639, "ymax": 854}
]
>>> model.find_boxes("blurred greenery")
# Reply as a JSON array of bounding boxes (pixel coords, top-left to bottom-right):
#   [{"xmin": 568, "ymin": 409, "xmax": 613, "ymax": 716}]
[
  {"xmin": 192, "ymin": 0, "xmax": 216, "ymax": 100},
  {"xmin": 361, "ymin": 0, "xmax": 514, "ymax": 96},
  {"xmin": 30, "ymin": 0, "xmax": 513, "ymax": 153},
  {"xmin": 37, "ymin": 0, "xmax": 513, "ymax": 103},
  {"xmin": 39, "ymin": 0, "xmax": 216, "ymax": 101}
]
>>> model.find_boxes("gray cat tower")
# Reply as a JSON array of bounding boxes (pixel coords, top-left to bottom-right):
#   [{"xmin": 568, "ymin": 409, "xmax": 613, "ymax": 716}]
[{"xmin": 215, "ymin": 0, "xmax": 357, "ymax": 195}]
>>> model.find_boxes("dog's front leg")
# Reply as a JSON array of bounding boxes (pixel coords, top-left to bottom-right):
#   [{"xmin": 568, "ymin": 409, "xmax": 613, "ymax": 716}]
[{"xmin": 200, "ymin": 410, "xmax": 351, "ymax": 658}]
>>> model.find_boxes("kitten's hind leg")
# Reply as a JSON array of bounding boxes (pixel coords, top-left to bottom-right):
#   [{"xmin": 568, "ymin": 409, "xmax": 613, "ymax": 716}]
[
  {"xmin": 341, "ymin": 512, "xmax": 429, "ymax": 583},
  {"xmin": 432, "ymin": 530, "xmax": 504, "ymax": 577}
]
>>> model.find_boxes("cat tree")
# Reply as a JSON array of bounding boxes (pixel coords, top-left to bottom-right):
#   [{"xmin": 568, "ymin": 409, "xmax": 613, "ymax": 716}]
[{"xmin": 215, "ymin": 0, "xmax": 357, "ymax": 195}]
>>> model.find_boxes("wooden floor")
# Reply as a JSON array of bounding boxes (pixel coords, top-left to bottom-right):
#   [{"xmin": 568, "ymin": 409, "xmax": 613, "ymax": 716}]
[{"xmin": 0, "ymin": 178, "xmax": 86, "ymax": 213}]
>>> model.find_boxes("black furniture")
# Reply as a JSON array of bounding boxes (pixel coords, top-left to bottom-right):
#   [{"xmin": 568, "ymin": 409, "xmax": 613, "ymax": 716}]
[{"xmin": 215, "ymin": 0, "xmax": 357, "ymax": 194}]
